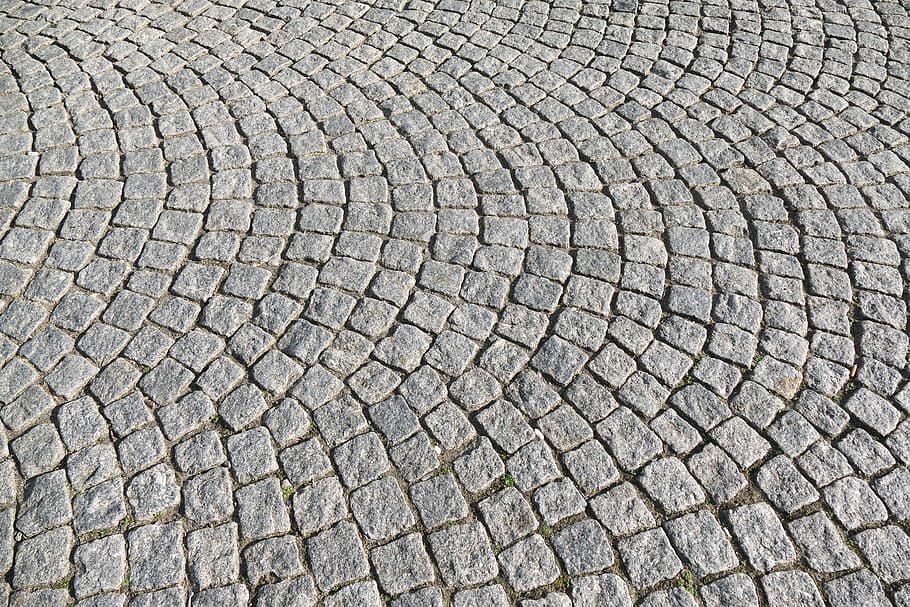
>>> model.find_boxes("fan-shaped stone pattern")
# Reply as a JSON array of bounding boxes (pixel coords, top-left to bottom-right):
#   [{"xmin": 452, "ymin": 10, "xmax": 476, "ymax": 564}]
[{"xmin": 0, "ymin": 0, "xmax": 908, "ymax": 604}]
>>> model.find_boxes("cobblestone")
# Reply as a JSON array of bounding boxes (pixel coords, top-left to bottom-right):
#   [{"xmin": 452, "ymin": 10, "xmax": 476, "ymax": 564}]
[{"xmin": 0, "ymin": 0, "xmax": 908, "ymax": 603}]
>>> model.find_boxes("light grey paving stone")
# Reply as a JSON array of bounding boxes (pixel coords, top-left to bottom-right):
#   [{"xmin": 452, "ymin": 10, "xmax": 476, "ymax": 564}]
[
  {"xmin": 639, "ymin": 588, "xmax": 698, "ymax": 607},
  {"xmin": 307, "ymin": 521, "xmax": 370, "ymax": 592},
  {"xmin": 618, "ymin": 527, "xmax": 683, "ymax": 588},
  {"xmin": 590, "ymin": 482, "xmax": 656, "ymax": 537},
  {"xmin": 551, "ymin": 519, "xmax": 614, "ymax": 575},
  {"xmin": 235, "ymin": 477, "xmax": 291, "ymax": 539},
  {"xmin": 571, "ymin": 574, "xmax": 632, "ymax": 607},
  {"xmin": 760, "ymin": 571, "xmax": 825, "ymax": 607},
  {"xmin": 453, "ymin": 585, "xmax": 510, "ymax": 607},
  {"xmin": 126, "ymin": 463, "xmax": 180, "ymax": 522},
  {"xmin": 350, "ymin": 476, "xmax": 415, "ymax": 541},
  {"xmin": 390, "ymin": 587, "xmax": 444, "ymax": 607},
  {"xmin": 73, "ymin": 478, "xmax": 127, "ymax": 535},
  {"xmin": 824, "ymin": 476, "xmax": 889, "ymax": 530},
  {"xmin": 254, "ymin": 575, "xmax": 318, "ymax": 607},
  {"xmin": 370, "ymin": 532, "xmax": 436, "ymax": 595},
  {"xmin": 127, "ymin": 522, "xmax": 185, "ymax": 592},
  {"xmin": 533, "ymin": 477, "xmax": 587, "ymax": 525},
  {"xmin": 597, "ymin": 407, "xmax": 662, "ymax": 471},
  {"xmin": 727, "ymin": 502, "xmax": 797, "ymax": 572},
  {"xmin": 638, "ymin": 457, "xmax": 706, "ymax": 514},
  {"xmin": 700, "ymin": 573, "xmax": 759, "ymax": 607},
  {"xmin": 788, "ymin": 512, "xmax": 860, "ymax": 573},
  {"xmin": 191, "ymin": 584, "xmax": 249, "ymax": 607},
  {"xmin": 856, "ymin": 525, "xmax": 910, "ymax": 584},
  {"xmin": 498, "ymin": 534, "xmax": 559, "ymax": 592},
  {"xmin": 11, "ymin": 527, "xmax": 74, "ymax": 588},
  {"xmin": 333, "ymin": 432, "xmax": 390, "ymax": 489},
  {"xmin": 479, "ymin": 487, "xmax": 538, "ymax": 547},
  {"xmin": 825, "ymin": 569, "xmax": 892, "ymax": 607},
  {"xmin": 227, "ymin": 426, "xmax": 279, "ymax": 484},
  {"xmin": 506, "ymin": 440, "xmax": 561, "ymax": 491},
  {"xmin": 243, "ymin": 535, "xmax": 304, "ymax": 585},
  {"xmin": 428, "ymin": 522, "xmax": 499, "ymax": 587},
  {"xmin": 664, "ymin": 511, "xmax": 739, "ymax": 578},
  {"xmin": 12, "ymin": 423, "xmax": 65, "ymax": 478},
  {"xmin": 187, "ymin": 523, "xmax": 239, "ymax": 590},
  {"xmin": 756, "ymin": 455, "xmax": 820, "ymax": 513},
  {"xmin": 409, "ymin": 473, "xmax": 469, "ymax": 530},
  {"xmin": 183, "ymin": 467, "xmax": 234, "ymax": 525},
  {"xmin": 16, "ymin": 470, "xmax": 72, "ymax": 537}
]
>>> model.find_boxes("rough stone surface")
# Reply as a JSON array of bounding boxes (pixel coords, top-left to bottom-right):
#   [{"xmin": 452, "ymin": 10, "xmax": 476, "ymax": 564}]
[{"xmin": 0, "ymin": 1, "xmax": 907, "ymax": 602}]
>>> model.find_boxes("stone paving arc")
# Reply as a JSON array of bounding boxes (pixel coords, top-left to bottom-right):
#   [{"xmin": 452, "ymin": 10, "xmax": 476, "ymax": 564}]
[{"xmin": 0, "ymin": 0, "xmax": 909, "ymax": 605}]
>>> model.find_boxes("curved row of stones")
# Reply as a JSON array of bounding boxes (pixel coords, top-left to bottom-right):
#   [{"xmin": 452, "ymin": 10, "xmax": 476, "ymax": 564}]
[{"xmin": 0, "ymin": 0, "xmax": 908, "ymax": 605}]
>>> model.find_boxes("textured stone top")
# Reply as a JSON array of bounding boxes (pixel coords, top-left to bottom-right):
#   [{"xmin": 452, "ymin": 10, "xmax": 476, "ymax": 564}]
[{"xmin": 0, "ymin": 0, "xmax": 908, "ymax": 605}]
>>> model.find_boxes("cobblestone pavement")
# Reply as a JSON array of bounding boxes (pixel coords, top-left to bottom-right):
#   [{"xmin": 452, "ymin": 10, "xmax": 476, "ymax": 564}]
[{"xmin": 0, "ymin": 0, "xmax": 910, "ymax": 605}]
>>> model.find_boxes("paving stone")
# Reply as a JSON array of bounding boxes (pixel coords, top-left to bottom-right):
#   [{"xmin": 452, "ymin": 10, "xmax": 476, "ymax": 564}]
[
  {"xmin": 350, "ymin": 476, "xmax": 415, "ymax": 541},
  {"xmin": 227, "ymin": 426, "xmax": 278, "ymax": 484},
  {"xmin": 127, "ymin": 523, "xmax": 185, "ymax": 592},
  {"xmin": 12, "ymin": 423, "xmax": 65, "ymax": 478},
  {"xmin": 590, "ymin": 481, "xmax": 656, "ymax": 537},
  {"xmin": 293, "ymin": 476, "xmax": 348, "ymax": 536},
  {"xmin": 390, "ymin": 431, "xmax": 440, "ymax": 481},
  {"xmin": 618, "ymin": 527, "xmax": 683, "ymax": 588},
  {"xmin": 333, "ymin": 432, "xmax": 390, "ymax": 489},
  {"xmin": 571, "ymin": 574, "xmax": 632, "ymax": 607},
  {"xmin": 192, "ymin": 585, "xmax": 249, "ymax": 607},
  {"xmin": 371, "ymin": 532, "xmax": 436, "ymax": 595},
  {"xmin": 498, "ymin": 534, "xmax": 559, "ymax": 592},
  {"xmin": 665, "ymin": 511, "xmax": 738, "ymax": 580},
  {"xmin": 479, "ymin": 487, "xmax": 538, "ymax": 547},
  {"xmin": 476, "ymin": 400, "xmax": 534, "ymax": 454},
  {"xmin": 219, "ymin": 384, "xmax": 267, "ymax": 431},
  {"xmin": 788, "ymin": 511, "xmax": 859, "ymax": 573},
  {"xmin": 243, "ymin": 535, "xmax": 304, "ymax": 585},
  {"xmin": 856, "ymin": 525, "xmax": 910, "ymax": 584},
  {"xmin": 638, "ymin": 457, "xmax": 705, "ymax": 514},
  {"xmin": 254, "ymin": 576, "xmax": 317, "ymax": 607},
  {"xmin": 453, "ymin": 585, "xmax": 509, "ymax": 607},
  {"xmin": 699, "ymin": 574, "xmax": 759, "ymax": 607},
  {"xmin": 263, "ymin": 399, "xmax": 311, "ymax": 448},
  {"xmin": 533, "ymin": 478, "xmax": 587, "ymax": 524},
  {"xmin": 551, "ymin": 519, "xmax": 614, "ymax": 575},
  {"xmin": 760, "ymin": 571, "xmax": 824, "ymax": 607},
  {"xmin": 825, "ymin": 569, "xmax": 892, "ymax": 607},
  {"xmin": 126, "ymin": 463, "xmax": 180, "ymax": 522},
  {"xmin": 156, "ymin": 392, "xmax": 215, "ymax": 442},
  {"xmin": 597, "ymin": 407, "xmax": 662, "ymax": 471},
  {"xmin": 16, "ymin": 470, "xmax": 72, "ymax": 537},
  {"xmin": 73, "ymin": 535, "xmax": 127, "ymax": 598},
  {"xmin": 727, "ymin": 503, "xmax": 797, "ymax": 572},
  {"xmin": 454, "ymin": 437, "xmax": 505, "ymax": 493},
  {"xmin": 410, "ymin": 474, "xmax": 469, "ymax": 529},
  {"xmin": 506, "ymin": 440, "xmax": 560, "ymax": 491},
  {"xmin": 173, "ymin": 430, "xmax": 224, "ymax": 475},
  {"xmin": 823, "ymin": 476, "xmax": 889, "ymax": 530},
  {"xmin": 187, "ymin": 523, "xmax": 239, "ymax": 589},
  {"xmin": 307, "ymin": 521, "xmax": 370, "ymax": 591},
  {"xmin": 182, "ymin": 467, "xmax": 235, "ymax": 525},
  {"xmin": 389, "ymin": 587, "xmax": 444, "ymax": 607},
  {"xmin": 874, "ymin": 467, "xmax": 910, "ymax": 520},
  {"xmin": 423, "ymin": 401, "xmax": 476, "ymax": 451},
  {"xmin": 687, "ymin": 444, "xmax": 748, "ymax": 503},
  {"xmin": 756, "ymin": 455, "xmax": 820, "ymax": 513},
  {"xmin": 428, "ymin": 522, "xmax": 499, "ymax": 587},
  {"xmin": 236, "ymin": 477, "xmax": 291, "ymax": 539},
  {"xmin": 280, "ymin": 438, "xmax": 332, "ymax": 487}
]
